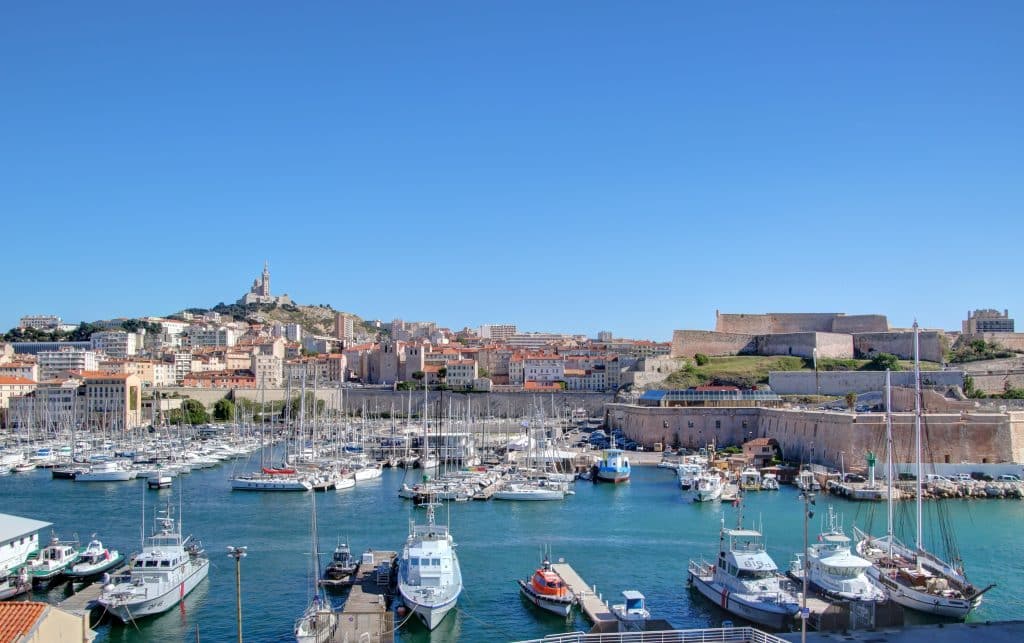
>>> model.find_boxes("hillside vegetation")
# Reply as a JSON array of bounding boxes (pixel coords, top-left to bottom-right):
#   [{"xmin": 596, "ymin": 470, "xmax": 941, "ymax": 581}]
[{"xmin": 654, "ymin": 355, "xmax": 942, "ymax": 390}]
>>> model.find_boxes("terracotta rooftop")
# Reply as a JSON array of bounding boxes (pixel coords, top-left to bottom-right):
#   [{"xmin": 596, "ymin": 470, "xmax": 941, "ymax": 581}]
[
  {"xmin": 0, "ymin": 377, "xmax": 36, "ymax": 385},
  {"xmin": 0, "ymin": 601, "xmax": 46, "ymax": 643}
]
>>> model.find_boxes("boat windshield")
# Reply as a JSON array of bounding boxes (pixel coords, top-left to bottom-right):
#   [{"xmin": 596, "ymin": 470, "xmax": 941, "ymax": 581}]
[{"xmin": 737, "ymin": 569, "xmax": 776, "ymax": 580}]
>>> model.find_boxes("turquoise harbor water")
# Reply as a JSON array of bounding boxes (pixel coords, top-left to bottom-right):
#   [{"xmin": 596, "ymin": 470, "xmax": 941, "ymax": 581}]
[{"xmin": 3, "ymin": 462, "xmax": 1023, "ymax": 642}]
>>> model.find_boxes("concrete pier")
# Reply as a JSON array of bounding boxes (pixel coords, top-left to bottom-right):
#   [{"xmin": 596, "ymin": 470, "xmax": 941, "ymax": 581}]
[
  {"xmin": 548, "ymin": 562, "xmax": 616, "ymax": 628},
  {"xmin": 331, "ymin": 549, "xmax": 396, "ymax": 643},
  {"xmin": 56, "ymin": 582, "xmax": 103, "ymax": 617}
]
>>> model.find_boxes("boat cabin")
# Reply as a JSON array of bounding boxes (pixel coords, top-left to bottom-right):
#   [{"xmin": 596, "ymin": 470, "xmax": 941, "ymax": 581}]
[
  {"xmin": 718, "ymin": 528, "xmax": 779, "ymax": 585},
  {"xmin": 612, "ymin": 590, "xmax": 650, "ymax": 632}
]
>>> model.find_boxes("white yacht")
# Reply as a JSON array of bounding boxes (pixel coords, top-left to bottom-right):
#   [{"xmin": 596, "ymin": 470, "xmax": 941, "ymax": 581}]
[
  {"xmin": 688, "ymin": 518, "xmax": 800, "ymax": 629},
  {"xmin": 692, "ymin": 471, "xmax": 723, "ymax": 502},
  {"xmin": 398, "ymin": 501, "xmax": 462, "ymax": 630},
  {"xmin": 493, "ymin": 481, "xmax": 564, "ymax": 501},
  {"xmin": 66, "ymin": 538, "xmax": 125, "ymax": 579},
  {"xmin": 677, "ymin": 462, "xmax": 704, "ymax": 490},
  {"xmin": 791, "ymin": 507, "xmax": 885, "ymax": 602},
  {"xmin": 231, "ymin": 472, "xmax": 312, "ymax": 491},
  {"xmin": 98, "ymin": 507, "xmax": 209, "ymax": 622},
  {"xmin": 760, "ymin": 473, "xmax": 780, "ymax": 490},
  {"xmin": 76, "ymin": 460, "xmax": 136, "ymax": 482}
]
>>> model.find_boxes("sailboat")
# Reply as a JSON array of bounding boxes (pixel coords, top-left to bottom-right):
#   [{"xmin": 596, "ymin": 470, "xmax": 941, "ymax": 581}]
[
  {"xmin": 397, "ymin": 497, "xmax": 462, "ymax": 630},
  {"xmin": 854, "ymin": 325, "xmax": 994, "ymax": 618},
  {"xmin": 295, "ymin": 492, "xmax": 337, "ymax": 642}
]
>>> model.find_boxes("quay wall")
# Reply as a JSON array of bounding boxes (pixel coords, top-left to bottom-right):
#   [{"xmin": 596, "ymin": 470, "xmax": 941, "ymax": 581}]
[
  {"xmin": 767, "ymin": 370, "xmax": 965, "ymax": 395},
  {"xmin": 152, "ymin": 387, "xmax": 614, "ymax": 418},
  {"xmin": 606, "ymin": 404, "xmax": 1024, "ymax": 467}
]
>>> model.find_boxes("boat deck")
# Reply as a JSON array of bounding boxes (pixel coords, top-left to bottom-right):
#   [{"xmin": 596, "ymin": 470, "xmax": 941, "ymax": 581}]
[
  {"xmin": 331, "ymin": 549, "xmax": 397, "ymax": 643},
  {"xmin": 548, "ymin": 562, "xmax": 616, "ymax": 628}
]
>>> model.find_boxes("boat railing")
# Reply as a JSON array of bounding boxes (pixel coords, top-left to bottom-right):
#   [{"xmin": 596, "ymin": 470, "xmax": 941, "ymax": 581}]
[
  {"xmin": 688, "ymin": 559, "xmax": 714, "ymax": 578},
  {"xmin": 512, "ymin": 625, "xmax": 791, "ymax": 643}
]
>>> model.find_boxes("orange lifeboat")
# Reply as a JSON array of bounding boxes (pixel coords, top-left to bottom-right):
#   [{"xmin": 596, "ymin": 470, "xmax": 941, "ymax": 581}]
[{"xmin": 517, "ymin": 558, "xmax": 576, "ymax": 617}]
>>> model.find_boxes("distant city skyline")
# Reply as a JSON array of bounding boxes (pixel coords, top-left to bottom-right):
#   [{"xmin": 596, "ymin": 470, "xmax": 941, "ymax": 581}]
[{"xmin": 2, "ymin": 3, "xmax": 1021, "ymax": 339}]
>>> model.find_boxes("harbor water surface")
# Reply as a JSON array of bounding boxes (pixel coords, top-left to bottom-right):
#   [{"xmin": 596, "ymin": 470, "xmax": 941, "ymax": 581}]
[{"xmin": 3, "ymin": 462, "xmax": 1022, "ymax": 642}]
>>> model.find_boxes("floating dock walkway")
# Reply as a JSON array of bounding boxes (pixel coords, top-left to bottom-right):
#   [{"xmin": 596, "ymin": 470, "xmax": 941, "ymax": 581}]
[
  {"xmin": 56, "ymin": 581, "xmax": 104, "ymax": 617},
  {"xmin": 548, "ymin": 562, "xmax": 616, "ymax": 628},
  {"xmin": 331, "ymin": 549, "xmax": 396, "ymax": 643}
]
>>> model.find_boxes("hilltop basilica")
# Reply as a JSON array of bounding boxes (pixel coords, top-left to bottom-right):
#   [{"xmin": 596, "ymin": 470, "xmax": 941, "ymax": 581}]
[{"xmin": 237, "ymin": 261, "xmax": 291, "ymax": 306}]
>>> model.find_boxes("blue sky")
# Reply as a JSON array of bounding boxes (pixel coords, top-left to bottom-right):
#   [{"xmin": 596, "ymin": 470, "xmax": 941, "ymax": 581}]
[{"xmin": 2, "ymin": 2, "xmax": 1021, "ymax": 340}]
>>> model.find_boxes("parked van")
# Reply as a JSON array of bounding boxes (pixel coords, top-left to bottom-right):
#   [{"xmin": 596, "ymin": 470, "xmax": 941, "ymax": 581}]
[
  {"xmin": 996, "ymin": 474, "xmax": 1021, "ymax": 482},
  {"xmin": 924, "ymin": 474, "xmax": 952, "ymax": 483}
]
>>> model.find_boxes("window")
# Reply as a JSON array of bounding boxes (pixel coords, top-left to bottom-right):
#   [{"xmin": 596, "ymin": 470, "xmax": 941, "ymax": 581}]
[
  {"xmin": 715, "ymin": 420, "xmax": 721, "ymax": 429},
  {"xmin": 432, "ymin": 558, "xmax": 440, "ymax": 566},
  {"xmin": 411, "ymin": 557, "xmax": 419, "ymax": 566}
]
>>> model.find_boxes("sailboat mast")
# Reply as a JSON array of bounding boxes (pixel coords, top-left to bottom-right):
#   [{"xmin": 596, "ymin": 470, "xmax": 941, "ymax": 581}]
[
  {"xmin": 885, "ymin": 369, "xmax": 894, "ymax": 559},
  {"xmin": 913, "ymin": 321, "xmax": 923, "ymax": 551}
]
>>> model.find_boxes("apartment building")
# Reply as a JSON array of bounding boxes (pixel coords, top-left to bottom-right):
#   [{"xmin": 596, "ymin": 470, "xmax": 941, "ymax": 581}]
[
  {"xmin": 444, "ymin": 360, "xmax": 478, "ymax": 388},
  {"xmin": 90, "ymin": 330, "xmax": 140, "ymax": 357},
  {"xmin": 334, "ymin": 313, "xmax": 355, "ymax": 342},
  {"xmin": 19, "ymin": 315, "xmax": 62, "ymax": 330},
  {"xmin": 8, "ymin": 378, "xmax": 82, "ymax": 431},
  {"xmin": 187, "ymin": 326, "xmax": 238, "ymax": 348},
  {"xmin": 0, "ymin": 362, "xmax": 39, "ymax": 382},
  {"xmin": 252, "ymin": 354, "xmax": 283, "ymax": 388},
  {"xmin": 38, "ymin": 349, "xmax": 99, "ymax": 381},
  {"xmin": 479, "ymin": 324, "xmax": 517, "ymax": 341},
  {"xmin": 80, "ymin": 372, "xmax": 142, "ymax": 431}
]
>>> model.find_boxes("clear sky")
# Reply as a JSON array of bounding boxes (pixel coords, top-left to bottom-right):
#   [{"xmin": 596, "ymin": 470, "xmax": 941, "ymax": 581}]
[{"xmin": 2, "ymin": 2, "xmax": 1021, "ymax": 340}]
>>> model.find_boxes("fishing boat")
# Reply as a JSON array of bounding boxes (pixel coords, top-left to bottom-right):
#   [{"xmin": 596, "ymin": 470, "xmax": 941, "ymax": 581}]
[
  {"xmin": 693, "ymin": 470, "xmax": 724, "ymax": 502},
  {"xmin": 739, "ymin": 467, "xmax": 762, "ymax": 491},
  {"xmin": 0, "ymin": 568, "xmax": 30, "ymax": 600},
  {"xmin": 595, "ymin": 448, "xmax": 630, "ymax": 483},
  {"xmin": 854, "ymin": 350, "xmax": 994, "ymax": 619},
  {"xmin": 98, "ymin": 504, "xmax": 209, "ymax": 622},
  {"xmin": 25, "ymin": 534, "xmax": 80, "ymax": 587},
  {"xmin": 677, "ymin": 462, "xmax": 704, "ymax": 490},
  {"xmin": 688, "ymin": 515, "xmax": 800, "ymax": 629},
  {"xmin": 295, "ymin": 493, "xmax": 338, "ymax": 642},
  {"xmin": 517, "ymin": 556, "xmax": 575, "ymax": 616},
  {"xmin": 397, "ymin": 499, "xmax": 462, "ymax": 630},
  {"xmin": 789, "ymin": 507, "xmax": 885, "ymax": 603},
  {"xmin": 321, "ymin": 541, "xmax": 359, "ymax": 586},
  {"xmin": 796, "ymin": 466, "xmax": 820, "ymax": 493},
  {"xmin": 66, "ymin": 537, "xmax": 125, "ymax": 580}
]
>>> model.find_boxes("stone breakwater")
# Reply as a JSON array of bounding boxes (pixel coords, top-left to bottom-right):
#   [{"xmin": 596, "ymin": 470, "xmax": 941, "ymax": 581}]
[{"xmin": 917, "ymin": 480, "xmax": 1024, "ymax": 500}]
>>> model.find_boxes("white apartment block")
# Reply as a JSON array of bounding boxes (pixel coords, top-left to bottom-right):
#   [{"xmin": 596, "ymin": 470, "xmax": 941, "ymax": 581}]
[
  {"xmin": 444, "ymin": 360, "xmax": 478, "ymax": 388},
  {"xmin": 524, "ymin": 355, "xmax": 565, "ymax": 384},
  {"xmin": 334, "ymin": 313, "xmax": 355, "ymax": 342},
  {"xmin": 82, "ymin": 373, "xmax": 143, "ymax": 431},
  {"xmin": 38, "ymin": 349, "xmax": 99, "ymax": 381},
  {"xmin": 91, "ymin": 330, "xmax": 140, "ymax": 357},
  {"xmin": 479, "ymin": 324, "xmax": 518, "ymax": 341},
  {"xmin": 0, "ymin": 377, "xmax": 36, "ymax": 411},
  {"xmin": 187, "ymin": 326, "xmax": 238, "ymax": 348},
  {"xmin": 252, "ymin": 354, "xmax": 284, "ymax": 389},
  {"xmin": 8, "ymin": 378, "xmax": 82, "ymax": 431},
  {"xmin": 173, "ymin": 352, "xmax": 193, "ymax": 384}
]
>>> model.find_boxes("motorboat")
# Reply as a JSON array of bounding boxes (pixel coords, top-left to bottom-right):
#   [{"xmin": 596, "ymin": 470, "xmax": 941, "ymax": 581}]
[
  {"xmin": 693, "ymin": 471, "xmax": 724, "ymax": 502},
  {"xmin": 322, "ymin": 542, "xmax": 359, "ymax": 586},
  {"xmin": 397, "ymin": 499, "xmax": 462, "ymax": 630},
  {"xmin": 98, "ymin": 506, "xmax": 209, "ymax": 622},
  {"xmin": 25, "ymin": 534, "xmax": 80, "ymax": 587},
  {"xmin": 517, "ymin": 557, "xmax": 575, "ymax": 617},
  {"xmin": 760, "ymin": 473, "xmax": 780, "ymax": 490},
  {"xmin": 739, "ymin": 467, "xmax": 762, "ymax": 491},
  {"xmin": 789, "ymin": 507, "xmax": 885, "ymax": 602},
  {"xmin": 148, "ymin": 475, "xmax": 173, "ymax": 489},
  {"xmin": 611, "ymin": 590, "xmax": 651, "ymax": 632},
  {"xmin": 796, "ymin": 466, "xmax": 820, "ymax": 492},
  {"xmin": 688, "ymin": 517, "xmax": 800, "ymax": 629},
  {"xmin": 595, "ymin": 448, "xmax": 630, "ymax": 483},
  {"xmin": 66, "ymin": 538, "xmax": 125, "ymax": 580},
  {"xmin": 677, "ymin": 463, "xmax": 704, "ymax": 490},
  {"xmin": 0, "ymin": 568, "xmax": 30, "ymax": 600}
]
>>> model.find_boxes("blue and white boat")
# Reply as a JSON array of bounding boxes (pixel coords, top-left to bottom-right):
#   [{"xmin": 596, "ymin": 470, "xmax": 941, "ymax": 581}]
[{"xmin": 595, "ymin": 448, "xmax": 630, "ymax": 483}]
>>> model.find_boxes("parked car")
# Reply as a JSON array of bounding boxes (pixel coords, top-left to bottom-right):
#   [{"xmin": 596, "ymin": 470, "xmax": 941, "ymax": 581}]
[
  {"xmin": 898, "ymin": 472, "xmax": 917, "ymax": 481},
  {"xmin": 924, "ymin": 474, "xmax": 952, "ymax": 483},
  {"xmin": 997, "ymin": 474, "xmax": 1021, "ymax": 481},
  {"xmin": 843, "ymin": 473, "xmax": 867, "ymax": 483},
  {"xmin": 970, "ymin": 472, "xmax": 994, "ymax": 481},
  {"xmin": 953, "ymin": 473, "xmax": 972, "ymax": 482}
]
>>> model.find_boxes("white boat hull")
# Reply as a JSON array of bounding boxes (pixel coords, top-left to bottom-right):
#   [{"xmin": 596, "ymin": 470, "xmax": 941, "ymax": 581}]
[
  {"xmin": 867, "ymin": 565, "xmax": 977, "ymax": 619},
  {"xmin": 688, "ymin": 572, "xmax": 795, "ymax": 630},
  {"xmin": 76, "ymin": 471, "xmax": 135, "ymax": 482},
  {"xmin": 401, "ymin": 590, "xmax": 458, "ymax": 631},
  {"xmin": 102, "ymin": 558, "xmax": 209, "ymax": 622}
]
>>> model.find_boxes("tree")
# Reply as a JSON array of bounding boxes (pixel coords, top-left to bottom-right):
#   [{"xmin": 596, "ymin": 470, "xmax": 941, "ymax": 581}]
[
  {"xmin": 694, "ymin": 353, "xmax": 710, "ymax": 366},
  {"xmin": 437, "ymin": 367, "xmax": 447, "ymax": 389},
  {"xmin": 865, "ymin": 352, "xmax": 901, "ymax": 372},
  {"xmin": 411, "ymin": 371, "xmax": 425, "ymax": 390},
  {"xmin": 178, "ymin": 399, "xmax": 209, "ymax": 425},
  {"xmin": 844, "ymin": 392, "xmax": 858, "ymax": 410},
  {"xmin": 213, "ymin": 398, "xmax": 235, "ymax": 422}
]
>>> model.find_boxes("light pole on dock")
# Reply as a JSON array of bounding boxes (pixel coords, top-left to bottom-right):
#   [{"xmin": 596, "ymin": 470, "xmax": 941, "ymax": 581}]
[
  {"xmin": 799, "ymin": 490, "xmax": 815, "ymax": 643},
  {"xmin": 227, "ymin": 545, "xmax": 247, "ymax": 643}
]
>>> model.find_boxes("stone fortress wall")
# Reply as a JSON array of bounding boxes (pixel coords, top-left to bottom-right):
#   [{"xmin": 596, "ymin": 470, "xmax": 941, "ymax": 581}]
[
  {"xmin": 853, "ymin": 331, "xmax": 944, "ymax": 364},
  {"xmin": 715, "ymin": 312, "xmax": 888, "ymax": 335},
  {"xmin": 767, "ymin": 370, "xmax": 965, "ymax": 396},
  {"xmin": 606, "ymin": 403, "xmax": 1024, "ymax": 468}
]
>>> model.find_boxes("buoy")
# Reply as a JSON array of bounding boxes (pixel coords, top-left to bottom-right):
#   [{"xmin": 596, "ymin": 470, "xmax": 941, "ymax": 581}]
[{"xmin": 396, "ymin": 606, "xmax": 409, "ymax": 618}]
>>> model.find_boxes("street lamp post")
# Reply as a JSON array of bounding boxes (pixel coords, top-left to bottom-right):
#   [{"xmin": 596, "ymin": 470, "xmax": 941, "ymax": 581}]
[
  {"xmin": 227, "ymin": 545, "xmax": 248, "ymax": 643},
  {"xmin": 799, "ymin": 490, "xmax": 815, "ymax": 643}
]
